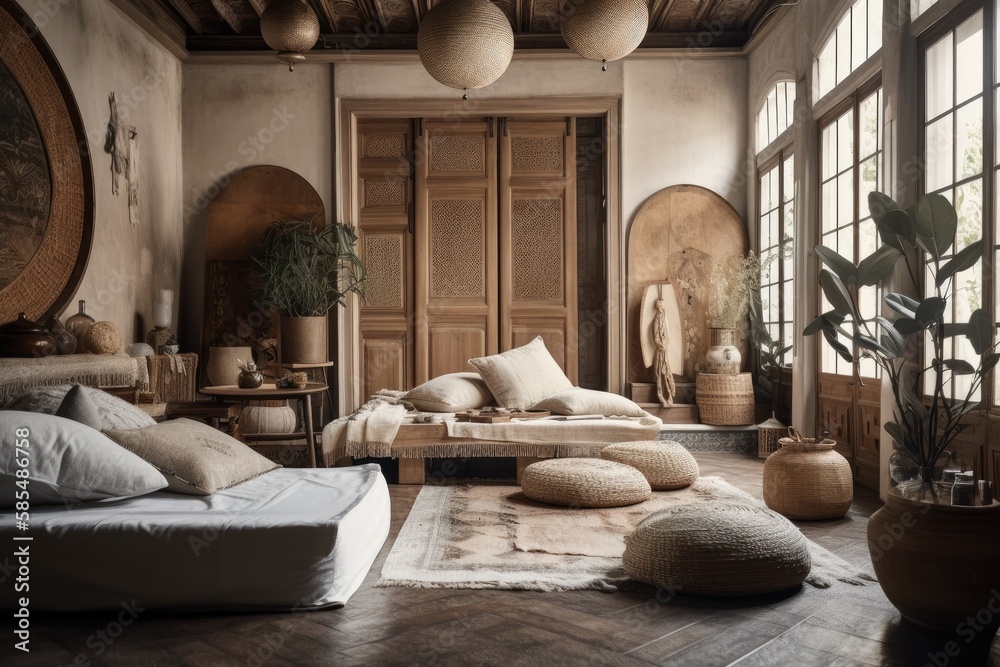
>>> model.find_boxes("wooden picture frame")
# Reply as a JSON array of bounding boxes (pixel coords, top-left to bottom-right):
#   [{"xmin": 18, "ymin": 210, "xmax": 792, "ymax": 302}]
[{"xmin": 0, "ymin": 0, "xmax": 94, "ymax": 324}]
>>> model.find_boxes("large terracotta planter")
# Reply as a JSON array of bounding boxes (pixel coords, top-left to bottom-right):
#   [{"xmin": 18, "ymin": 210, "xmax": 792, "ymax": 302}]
[
  {"xmin": 867, "ymin": 491, "xmax": 1000, "ymax": 633},
  {"xmin": 763, "ymin": 438, "xmax": 853, "ymax": 519},
  {"xmin": 279, "ymin": 315, "xmax": 328, "ymax": 364}
]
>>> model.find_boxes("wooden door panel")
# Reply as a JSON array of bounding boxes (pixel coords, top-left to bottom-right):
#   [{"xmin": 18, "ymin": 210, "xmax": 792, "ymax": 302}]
[
  {"xmin": 428, "ymin": 324, "xmax": 488, "ymax": 378},
  {"xmin": 358, "ymin": 120, "xmax": 414, "ymax": 394},
  {"xmin": 362, "ymin": 336, "xmax": 406, "ymax": 399},
  {"xmin": 511, "ymin": 322, "xmax": 568, "ymax": 369},
  {"xmin": 415, "ymin": 120, "xmax": 498, "ymax": 385},
  {"xmin": 501, "ymin": 119, "xmax": 577, "ymax": 383},
  {"xmin": 818, "ymin": 373, "xmax": 853, "ymax": 463}
]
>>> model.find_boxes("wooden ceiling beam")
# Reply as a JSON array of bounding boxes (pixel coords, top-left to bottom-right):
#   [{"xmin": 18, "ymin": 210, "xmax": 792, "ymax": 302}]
[
  {"xmin": 187, "ymin": 28, "xmax": 746, "ymax": 51},
  {"xmin": 164, "ymin": 0, "xmax": 206, "ymax": 33},
  {"xmin": 247, "ymin": 0, "xmax": 270, "ymax": 15},
  {"xmin": 209, "ymin": 0, "xmax": 257, "ymax": 33},
  {"xmin": 693, "ymin": 0, "xmax": 726, "ymax": 29}
]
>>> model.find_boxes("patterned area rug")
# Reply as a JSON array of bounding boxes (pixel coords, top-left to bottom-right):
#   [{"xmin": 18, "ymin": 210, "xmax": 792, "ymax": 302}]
[{"xmin": 377, "ymin": 476, "xmax": 876, "ymax": 592}]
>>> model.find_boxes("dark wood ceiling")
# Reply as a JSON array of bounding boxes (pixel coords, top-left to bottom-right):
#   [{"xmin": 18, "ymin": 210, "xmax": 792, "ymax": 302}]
[{"xmin": 118, "ymin": 0, "xmax": 786, "ymax": 53}]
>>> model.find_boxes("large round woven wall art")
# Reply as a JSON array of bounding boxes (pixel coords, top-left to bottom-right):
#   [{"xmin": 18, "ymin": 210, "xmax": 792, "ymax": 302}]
[{"xmin": 0, "ymin": 0, "xmax": 94, "ymax": 325}]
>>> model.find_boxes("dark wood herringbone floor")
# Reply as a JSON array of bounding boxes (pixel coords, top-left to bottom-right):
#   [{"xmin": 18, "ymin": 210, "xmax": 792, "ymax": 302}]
[{"xmin": 8, "ymin": 452, "xmax": 1000, "ymax": 667}]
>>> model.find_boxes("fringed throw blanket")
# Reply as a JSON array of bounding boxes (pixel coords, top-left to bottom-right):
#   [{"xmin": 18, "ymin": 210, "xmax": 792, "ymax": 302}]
[{"xmin": 323, "ymin": 390, "xmax": 413, "ymax": 460}]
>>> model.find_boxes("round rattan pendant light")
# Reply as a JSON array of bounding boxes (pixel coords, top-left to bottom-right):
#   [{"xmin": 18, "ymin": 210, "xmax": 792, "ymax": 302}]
[
  {"xmin": 260, "ymin": 0, "xmax": 321, "ymax": 71},
  {"xmin": 417, "ymin": 0, "xmax": 515, "ymax": 99},
  {"xmin": 561, "ymin": 0, "xmax": 649, "ymax": 70}
]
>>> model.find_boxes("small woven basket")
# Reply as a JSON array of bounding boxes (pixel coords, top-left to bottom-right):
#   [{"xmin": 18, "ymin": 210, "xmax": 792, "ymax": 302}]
[{"xmin": 695, "ymin": 372, "xmax": 755, "ymax": 426}]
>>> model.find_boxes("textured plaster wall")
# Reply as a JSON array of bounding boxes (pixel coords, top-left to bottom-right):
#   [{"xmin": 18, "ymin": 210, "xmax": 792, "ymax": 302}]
[
  {"xmin": 179, "ymin": 63, "xmax": 332, "ymax": 351},
  {"xmin": 14, "ymin": 0, "xmax": 183, "ymax": 345},
  {"xmin": 622, "ymin": 58, "xmax": 749, "ymax": 226}
]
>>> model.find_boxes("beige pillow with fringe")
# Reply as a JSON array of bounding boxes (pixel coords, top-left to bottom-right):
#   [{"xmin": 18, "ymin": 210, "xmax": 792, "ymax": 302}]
[{"xmin": 532, "ymin": 388, "xmax": 648, "ymax": 417}]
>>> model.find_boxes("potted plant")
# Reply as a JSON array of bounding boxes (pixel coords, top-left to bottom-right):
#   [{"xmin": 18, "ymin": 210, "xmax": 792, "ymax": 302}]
[
  {"xmin": 804, "ymin": 191, "xmax": 999, "ymax": 633},
  {"xmin": 703, "ymin": 251, "xmax": 759, "ymax": 374},
  {"xmin": 250, "ymin": 220, "xmax": 366, "ymax": 364}
]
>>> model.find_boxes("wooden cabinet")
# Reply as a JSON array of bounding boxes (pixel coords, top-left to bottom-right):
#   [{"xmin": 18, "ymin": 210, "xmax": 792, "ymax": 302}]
[{"xmin": 357, "ymin": 116, "xmax": 578, "ymax": 394}]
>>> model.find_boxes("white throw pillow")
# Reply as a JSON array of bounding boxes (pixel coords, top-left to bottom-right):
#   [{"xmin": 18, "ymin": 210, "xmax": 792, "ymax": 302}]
[
  {"xmin": 104, "ymin": 419, "xmax": 280, "ymax": 495},
  {"xmin": 403, "ymin": 372, "xmax": 494, "ymax": 412},
  {"xmin": 469, "ymin": 337, "xmax": 573, "ymax": 408},
  {"xmin": 5, "ymin": 384, "xmax": 156, "ymax": 430},
  {"xmin": 532, "ymin": 388, "xmax": 649, "ymax": 418},
  {"xmin": 0, "ymin": 411, "xmax": 168, "ymax": 508}
]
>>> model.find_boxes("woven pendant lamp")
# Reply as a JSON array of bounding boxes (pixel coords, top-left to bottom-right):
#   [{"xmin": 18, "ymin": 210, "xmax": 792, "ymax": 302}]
[
  {"xmin": 560, "ymin": 0, "xmax": 649, "ymax": 70},
  {"xmin": 417, "ymin": 0, "xmax": 515, "ymax": 99},
  {"xmin": 260, "ymin": 0, "xmax": 321, "ymax": 72}
]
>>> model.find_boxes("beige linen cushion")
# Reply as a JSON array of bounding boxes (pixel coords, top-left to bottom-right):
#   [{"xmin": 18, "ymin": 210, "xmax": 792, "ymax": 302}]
[
  {"xmin": 469, "ymin": 337, "xmax": 573, "ymax": 408},
  {"xmin": 403, "ymin": 372, "xmax": 494, "ymax": 412},
  {"xmin": 532, "ymin": 388, "xmax": 647, "ymax": 417},
  {"xmin": 104, "ymin": 418, "xmax": 280, "ymax": 495}
]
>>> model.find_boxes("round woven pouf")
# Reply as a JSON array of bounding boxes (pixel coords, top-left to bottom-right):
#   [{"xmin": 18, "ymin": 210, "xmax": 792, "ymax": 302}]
[
  {"xmin": 600, "ymin": 441, "xmax": 699, "ymax": 490},
  {"xmin": 521, "ymin": 458, "xmax": 651, "ymax": 508},
  {"xmin": 763, "ymin": 438, "xmax": 853, "ymax": 520},
  {"xmin": 623, "ymin": 501, "xmax": 812, "ymax": 596}
]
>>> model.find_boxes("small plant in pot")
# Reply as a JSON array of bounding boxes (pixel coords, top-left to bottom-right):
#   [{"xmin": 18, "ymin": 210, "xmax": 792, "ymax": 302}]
[
  {"xmin": 803, "ymin": 191, "xmax": 999, "ymax": 634},
  {"xmin": 250, "ymin": 220, "xmax": 366, "ymax": 365}
]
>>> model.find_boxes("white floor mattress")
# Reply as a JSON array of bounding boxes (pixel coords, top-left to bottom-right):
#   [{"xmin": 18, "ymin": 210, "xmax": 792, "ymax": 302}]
[{"xmin": 0, "ymin": 464, "xmax": 390, "ymax": 611}]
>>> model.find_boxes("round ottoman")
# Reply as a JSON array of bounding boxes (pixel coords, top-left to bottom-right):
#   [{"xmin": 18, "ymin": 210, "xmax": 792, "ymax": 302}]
[
  {"xmin": 763, "ymin": 438, "xmax": 853, "ymax": 519},
  {"xmin": 521, "ymin": 458, "xmax": 651, "ymax": 508},
  {"xmin": 601, "ymin": 440, "xmax": 699, "ymax": 490},
  {"xmin": 623, "ymin": 501, "xmax": 812, "ymax": 596}
]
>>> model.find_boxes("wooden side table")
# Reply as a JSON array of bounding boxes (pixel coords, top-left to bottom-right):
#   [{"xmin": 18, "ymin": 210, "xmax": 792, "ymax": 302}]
[{"xmin": 200, "ymin": 383, "xmax": 328, "ymax": 468}]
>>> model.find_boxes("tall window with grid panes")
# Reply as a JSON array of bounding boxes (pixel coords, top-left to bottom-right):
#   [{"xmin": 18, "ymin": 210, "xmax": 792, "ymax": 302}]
[{"xmin": 814, "ymin": 0, "xmax": 884, "ymax": 490}]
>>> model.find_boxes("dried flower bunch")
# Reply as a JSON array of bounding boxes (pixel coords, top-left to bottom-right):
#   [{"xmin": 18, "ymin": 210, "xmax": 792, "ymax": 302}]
[{"xmin": 707, "ymin": 251, "xmax": 761, "ymax": 331}]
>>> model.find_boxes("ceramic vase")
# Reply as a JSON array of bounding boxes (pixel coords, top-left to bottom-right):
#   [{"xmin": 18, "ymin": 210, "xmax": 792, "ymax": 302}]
[
  {"xmin": 65, "ymin": 300, "xmax": 95, "ymax": 354},
  {"xmin": 867, "ymin": 492, "xmax": 1000, "ymax": 633},
  {"xmin": 703, "ymin": 328, "xmax": 741, "ymax": 374},
  {"xmin": 763, "ymin": 438, "xmax": 853, "ymax": 519}
]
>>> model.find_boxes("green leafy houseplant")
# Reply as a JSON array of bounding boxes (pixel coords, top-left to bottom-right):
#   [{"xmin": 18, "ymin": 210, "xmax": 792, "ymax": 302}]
[
  {"xmin": 804, "ymin": 191, "xmax": 997, "ymax": 500},
  {"xmin": 250, "ymin": 220, "xmax": 366, "ymax": 317}
]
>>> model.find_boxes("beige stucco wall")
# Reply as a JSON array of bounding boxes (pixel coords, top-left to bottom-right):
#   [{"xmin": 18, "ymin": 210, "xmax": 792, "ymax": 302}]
[
  {"xmin": 622, "ymin": 58, "xmax": 749, "ymax": 226},
  {"xmin": 14, "ymin": 0, "xmax": 183, "ymax": 345},
  {"xmin": 179, "ymin": 62, "xmax": 332, "ymax": 350}
]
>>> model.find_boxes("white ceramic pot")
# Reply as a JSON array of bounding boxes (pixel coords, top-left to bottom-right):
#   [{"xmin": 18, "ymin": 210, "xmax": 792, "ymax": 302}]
[{"xmin": 702, "ymin": 328, "xmax": 741, "ymax": 374}]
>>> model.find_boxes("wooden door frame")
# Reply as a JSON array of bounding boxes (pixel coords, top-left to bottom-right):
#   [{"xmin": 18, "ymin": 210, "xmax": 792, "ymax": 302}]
[{"xmin": 337, "ymin": 97, "xmax": 623, "ymax": 414}]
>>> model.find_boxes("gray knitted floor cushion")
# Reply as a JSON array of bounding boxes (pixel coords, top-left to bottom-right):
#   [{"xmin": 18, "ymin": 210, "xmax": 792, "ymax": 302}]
[
  {"xmin": 521, "ymin": 458, "xmax": 651, "ymax": 508},
  {"xmin": 623, "ymin": 501, "xmax": 812, "ymax": 595},
  {"xmin": 601, "ymin": 440, "xmax": 699, "ymax": 490}
]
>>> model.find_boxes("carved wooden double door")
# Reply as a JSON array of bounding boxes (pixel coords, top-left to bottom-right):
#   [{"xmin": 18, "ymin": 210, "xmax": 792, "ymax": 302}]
[{"xmin": 357, "ymin": 117, "xmax": 578, "ymax": 397}]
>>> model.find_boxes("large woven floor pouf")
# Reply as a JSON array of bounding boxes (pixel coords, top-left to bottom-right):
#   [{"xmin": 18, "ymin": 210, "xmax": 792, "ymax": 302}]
[
  {"xmin": 623, "ymin": 501, "xmax": 812, "ymax": 596},
  {"xmin": 521, "ymin": 458, "xmax": 651, "ymax": 508},
  {"xmin": 601, "ymin": 440, "xmax": 699, "ymax": 490}
]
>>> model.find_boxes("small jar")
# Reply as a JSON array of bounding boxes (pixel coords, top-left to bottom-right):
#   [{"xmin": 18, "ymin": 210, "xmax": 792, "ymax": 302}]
[{"xmin": 237, "ymin": 361, "xmax": 264, "ymax": 389}]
